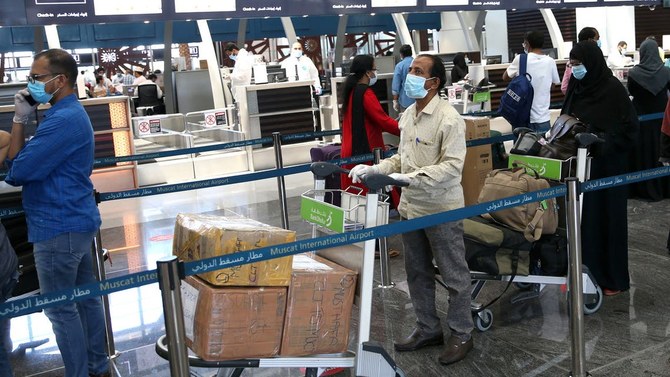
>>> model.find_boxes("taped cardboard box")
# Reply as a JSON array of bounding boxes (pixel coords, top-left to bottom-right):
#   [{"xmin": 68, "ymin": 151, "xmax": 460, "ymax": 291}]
[
  {"xmin": 173, "ymin": 213, "xmax": 294, "ymax": 286},
  {"xmin": 181, "ymin": 276, "xmax": 287, "ymax": 361},
  {"xmin": 280, "ymin": 254, "xmax": 357, "ymax": 356},
  {"xmin": 462, "ymin": 117, "xmax": 493, "ymax": 206}
]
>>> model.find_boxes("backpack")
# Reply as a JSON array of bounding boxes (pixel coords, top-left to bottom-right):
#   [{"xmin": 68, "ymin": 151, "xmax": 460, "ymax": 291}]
[
  {"xmin": 498, "ymin": 54, "xmax": 534, "ymax": 130},
  {"xmin": 477, "ymin": 164, "xmax": 559, "ymax": 243}
]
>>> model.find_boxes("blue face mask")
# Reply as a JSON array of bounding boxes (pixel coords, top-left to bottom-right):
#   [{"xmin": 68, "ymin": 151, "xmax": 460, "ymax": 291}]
[
  {"xmin": 572, "ymin": 65, "xmax": 587, "ymax": 80},
  {"xmin": 596, "ymin": 40, "xmax": 602, "ymax": 48},
  {"xmin": 404, "ymin": 74, "xmax": 434, "ymax": 99},
  {"xmin": 230, "ymin": 54, "xmax": 237, "ymax": 61},
  {"xmin": 27, "ymin": 74, "xmax": 61, "ymax": 104}
]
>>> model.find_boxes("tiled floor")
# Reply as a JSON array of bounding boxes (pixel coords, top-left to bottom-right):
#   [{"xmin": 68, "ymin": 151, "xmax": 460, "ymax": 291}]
[{"xmin": 5, "ymin": 172, "xmax": 670, "ymax": 376}]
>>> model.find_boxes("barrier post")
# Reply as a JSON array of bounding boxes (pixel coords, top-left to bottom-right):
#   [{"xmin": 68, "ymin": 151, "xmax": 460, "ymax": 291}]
[
  {"xmin": 565, "ymin": 178, "xmax": 587, "ymax": 377},
  {"xmin": 92, "ymin": 231, "xmax": 119, "ymax": 359},
  {"xmin": 157, "ymin": 256, "xmax": 190, "ymax": 377},
  {"xmin": 373, "ymin": 148, "xmax": 394, "ymax": 288},
  {"xmin": 272, "ymin": 132, "xmax": 290, "ymax": 229}
]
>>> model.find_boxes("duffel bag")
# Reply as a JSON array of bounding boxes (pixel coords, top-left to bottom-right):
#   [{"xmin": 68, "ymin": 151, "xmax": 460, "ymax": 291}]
[
  {"xmin": 464, "ymin": 216, "xmax": 532, "ymax": 276},
  {"xmin": 478, "ymin": 164, "xmax": 559, "ymax": 242}
]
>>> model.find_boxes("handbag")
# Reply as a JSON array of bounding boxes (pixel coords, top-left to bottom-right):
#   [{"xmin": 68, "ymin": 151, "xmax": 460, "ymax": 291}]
[
  {"xmin": 537, "ymin": 114, "xmax": 589, "ymax": 160},
  {"xmin": 510, "ymin": 127, "xmax": 541, "ymax": 156}
]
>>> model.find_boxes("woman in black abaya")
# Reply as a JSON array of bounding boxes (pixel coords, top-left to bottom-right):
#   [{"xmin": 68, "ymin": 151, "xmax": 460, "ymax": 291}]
[
  {"xmin": 450, "ymin": 53, "xmax": 469, "ymax": 83},
  {"xmin": 563, "ymin": 41, "xmax": 639, "ymax": 295},
  {"xmin": 627, "ymin": 39, "xmax": 670, "ymax": 201}
]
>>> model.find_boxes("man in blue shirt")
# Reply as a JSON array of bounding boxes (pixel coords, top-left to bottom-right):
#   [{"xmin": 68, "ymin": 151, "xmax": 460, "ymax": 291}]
[
  {"xmin": 392, "ymin": 44, "xmax": 415, "ymax": 113},
  {"xmin": 6, "ymin": 49, "xmax": 108, "ymax": 377}
]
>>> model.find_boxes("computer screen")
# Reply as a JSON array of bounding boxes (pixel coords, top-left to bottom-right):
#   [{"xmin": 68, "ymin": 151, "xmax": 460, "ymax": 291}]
[
  {"xmin": 542, "ymin": 48, "xmax": 558, "ymax": 59},
  {"xmin": 266, "ymin": 65, "xmax": 287, "ymax": 82},
  {"xmin": 485, "ymin": 55, "xmax": 502, "ymax": 64}
]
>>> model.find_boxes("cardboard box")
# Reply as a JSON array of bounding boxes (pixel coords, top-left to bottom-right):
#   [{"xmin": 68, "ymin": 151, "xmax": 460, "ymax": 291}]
[
  {"xmin": 463, "ymin": 116, "xmax": 490, "ymax": 140},
  {"xmin": 280, "ymin": 254, "xmax": 357, "ymax": 356},
  {"xmin": 181, "ymin": 276, "xmax": 287, "ymax": 361},
  {"xmin": 173, "ymin": 214, "xmax": 295, "ymax": 286},
  {"xmin": 462, "ymin": 117, "xmax": 493, "ymax": 206}
]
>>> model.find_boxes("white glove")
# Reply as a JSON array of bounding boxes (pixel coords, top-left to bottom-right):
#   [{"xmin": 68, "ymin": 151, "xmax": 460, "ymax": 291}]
[
  {"xmin": 393, "ymin": 100, "xmax": 400, "ymax": 112},
  {"xmin": 348, "ymin": 164, "xmax": 378, "ymax": 184},
  {"xmin": 385, "ymin": 173, "xmax": 410, "ymax": 192},
  {"xmin": 389, "ymin": 173, "xmax": 411, "ymax": 185},
  {"xmin": 314, "ymin": 87, "xmax": 322, "ymax": 95},
  {"xmin": 13, "ymin": 89, "xmax": 37, "ymax": 124},
  {"xmin": 663, "ymin": 161, "xmax": 670, "ymax": 167}
]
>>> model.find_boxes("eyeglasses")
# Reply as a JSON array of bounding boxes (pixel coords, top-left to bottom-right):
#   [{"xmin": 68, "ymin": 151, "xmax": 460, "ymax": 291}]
[{"xmin": 27, "ymin": 73, "xmax": 61, "ymax": 84}]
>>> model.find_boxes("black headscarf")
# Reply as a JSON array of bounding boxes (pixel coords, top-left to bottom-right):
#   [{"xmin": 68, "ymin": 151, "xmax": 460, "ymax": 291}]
[
  {"xmin": 628, "ymin": 39, "xmax": 670, "ymax": 96},
  {"xmin": 562, "ymin": 41, "xmax": 639, "ymax": 155},
  {"xmin": 451, "ymin": 53, "xmax": 469, "ymax": 83}
]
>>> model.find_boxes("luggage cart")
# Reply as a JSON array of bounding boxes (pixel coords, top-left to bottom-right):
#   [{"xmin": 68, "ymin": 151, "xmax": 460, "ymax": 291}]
[
  {"xmin": 155, "ymin": 162, "xmax": 407, "ymax": 377},
  {"xmin": 301, "ymin": 162, "xmax": 408, "ymax": 377},
  {"xmin": 456, "ymin": 133, "xmax": 605, "ymax": 332}
]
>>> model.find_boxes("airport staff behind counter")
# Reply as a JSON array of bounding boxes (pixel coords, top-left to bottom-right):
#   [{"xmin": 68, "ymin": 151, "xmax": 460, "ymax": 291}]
[{"xmin": 281, "ymin": 41, "xmax": 322, "ymax": 95}]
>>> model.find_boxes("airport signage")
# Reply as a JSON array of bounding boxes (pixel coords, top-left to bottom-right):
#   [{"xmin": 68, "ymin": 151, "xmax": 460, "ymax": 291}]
[{"xmin": 16, "ymin": 0, "xmax": 663, "ymax": 25}]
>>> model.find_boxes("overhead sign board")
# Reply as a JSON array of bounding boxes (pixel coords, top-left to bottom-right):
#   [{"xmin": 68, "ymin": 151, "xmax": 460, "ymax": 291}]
[{"xmin": 19, "ymin": 0, "xmax": 663, "ymax": 26}]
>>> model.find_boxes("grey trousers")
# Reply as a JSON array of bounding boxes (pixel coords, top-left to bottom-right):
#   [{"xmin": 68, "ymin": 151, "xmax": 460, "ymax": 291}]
[{"xmin": 401, "ymin": 220, "xmax": 473, "ymax": 340}]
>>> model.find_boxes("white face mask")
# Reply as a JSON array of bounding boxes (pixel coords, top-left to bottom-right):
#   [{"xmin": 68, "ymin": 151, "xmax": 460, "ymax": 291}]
[
  {"xmin": 291, "ymin": 49, "xmax": 303, "ymax": 58},
  {"xmin": 368, "ymin": 72, "xmax": 377, "ymax": 86}
]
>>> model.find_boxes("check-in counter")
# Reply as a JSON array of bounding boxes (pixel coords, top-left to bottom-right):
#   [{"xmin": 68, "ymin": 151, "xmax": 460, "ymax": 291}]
[
  {"xmin": 237, "ymin": 80, "xmax": 321, "ymax": 171},
  {"xmin": 131, "ymin": 112, "xmax": 247, "ymax": 186},
  {"xmin": 0, "ymin": 95, "xmax": 137, "ymax": 193}
]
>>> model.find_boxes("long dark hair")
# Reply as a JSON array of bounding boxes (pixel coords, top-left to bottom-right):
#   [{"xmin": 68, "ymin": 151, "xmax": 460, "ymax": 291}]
[{"xmin": 340, "ymin": 55, "xmax": 374, "ymax": 115}]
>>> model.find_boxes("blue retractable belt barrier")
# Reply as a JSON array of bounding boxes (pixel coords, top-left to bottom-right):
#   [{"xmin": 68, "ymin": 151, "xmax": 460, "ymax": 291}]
[{"xmin": 1, "ymin": 166, "xmax": 669, "ymax": 318}]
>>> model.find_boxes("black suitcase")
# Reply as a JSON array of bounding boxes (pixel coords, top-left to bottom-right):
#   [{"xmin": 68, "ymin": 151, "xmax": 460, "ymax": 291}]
[{"xmin": 309, "ymin": 144, "xmax": 342, "ymax": 206}]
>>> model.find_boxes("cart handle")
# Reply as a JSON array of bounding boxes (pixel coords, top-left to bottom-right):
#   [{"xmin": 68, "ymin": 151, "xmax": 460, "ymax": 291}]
[
  {"xmin": 575, "ymin": 132, "xmax": 604, "ymax": 148},
  {"xmin": 363, "ymin": 173, "xmax": 410, "ymax": 191},
  {"xmin": 310, "ymin": 162, "xmax": 349, "ymax": 179}
]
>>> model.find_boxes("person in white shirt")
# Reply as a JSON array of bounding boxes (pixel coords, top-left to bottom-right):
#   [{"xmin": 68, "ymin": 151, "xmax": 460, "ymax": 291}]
[
  {"xmin": 95, "ymin": 67, "xmax": 113, "ymax": 87},
  {"xmin": 132, "ymin": 67, "xmax": 148, "ymax": 86},
  {"xmin": 608, "ymin": 41, "xmax": 632, "ymax": 68},
  {"xmin": 225, "ymin": 43, "xmax": 253, "ymax": 100},
  {"xmin": 138, "ymin": 73, "xmax": 163, "ymax": 98},
  {"xmin": 280, "ymin": 41, "xmax": 322, "ymax": 95},
  {"xmin": 503, "ymin": 30, "xmax": 560, "ymax": 132}
]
